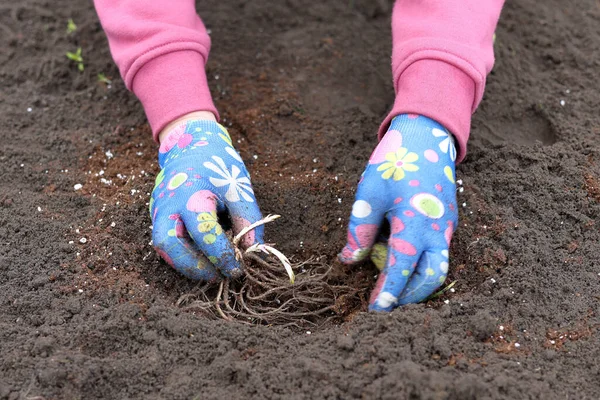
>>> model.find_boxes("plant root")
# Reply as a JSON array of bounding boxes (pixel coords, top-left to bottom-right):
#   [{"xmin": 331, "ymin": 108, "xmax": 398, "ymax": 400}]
[
  {"xmin": 176, "ymin": 215, "xmax": 363, "ymax": 327},
  {"xmin": 177, "ymin": 253, "xmax": 359, "ymax": 327}
]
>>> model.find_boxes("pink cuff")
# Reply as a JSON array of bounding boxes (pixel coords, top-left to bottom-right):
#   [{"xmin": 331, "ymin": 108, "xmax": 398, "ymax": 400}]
[
  {"xmin": 131, "ymin": 50, "xmax": 219, "ymax": 140},
  {"xmin": 378, "ymin": 60, "xmax": 476, "ymax": 163}
]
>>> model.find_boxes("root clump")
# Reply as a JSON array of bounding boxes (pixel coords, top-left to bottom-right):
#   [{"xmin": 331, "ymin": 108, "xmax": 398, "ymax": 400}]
[{"xmin": 177, "ymin": 253, "xmax": 360, "ymax": 327}]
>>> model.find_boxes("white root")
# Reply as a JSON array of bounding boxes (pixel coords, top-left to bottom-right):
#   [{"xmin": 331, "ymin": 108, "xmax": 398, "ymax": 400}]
[
  {"xmin": 233, "ymin": 214, "xmax": 281, "ymax": 247},
  {"xmin": 246, "ymin": 243, "xmax": 295, "ymax": 284},
  {"xmin": 233, "ymin": 214, "xmax": 295, "ymax": 284}
]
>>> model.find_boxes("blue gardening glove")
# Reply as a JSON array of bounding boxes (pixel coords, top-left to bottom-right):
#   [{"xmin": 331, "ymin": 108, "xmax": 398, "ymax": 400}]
[
  {"xmin": 149, "ymin": 120, "xmax": 263, "ymax": 281},
  {"xmin": 339, "ymin": 114, "xmax": 458, "ymax": 311}
]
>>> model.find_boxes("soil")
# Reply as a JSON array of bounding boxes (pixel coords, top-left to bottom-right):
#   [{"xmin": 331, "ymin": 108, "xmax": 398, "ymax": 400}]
[{"xmin": 2, "ymin": 0, "xmax": 600, "ymax": 399}]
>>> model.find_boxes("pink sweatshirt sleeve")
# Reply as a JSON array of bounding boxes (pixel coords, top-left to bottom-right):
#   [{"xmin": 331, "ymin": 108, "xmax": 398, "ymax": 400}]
[
  {"xmin": 380, "ymin": 0, "xmax": 504, "ymax": 162},
  {"xmin": 93, "ymin": 0, "xmax": 218, "ymax": 139}
]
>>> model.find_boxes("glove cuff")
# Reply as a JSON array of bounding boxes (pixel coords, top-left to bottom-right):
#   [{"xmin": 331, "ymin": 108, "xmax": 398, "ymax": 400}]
[{"xmin": 157, "ymin": 120, "xmax": 234, "ymax": 169}]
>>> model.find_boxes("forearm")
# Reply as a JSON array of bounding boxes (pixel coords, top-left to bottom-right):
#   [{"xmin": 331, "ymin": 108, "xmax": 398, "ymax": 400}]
[
  {"xmin": 93, "ymin": 0, "xmax": 219, "ymax": 138},
  {"xmin": 380, "ymin": 0, "xmax": 505, "ymax": 162}
]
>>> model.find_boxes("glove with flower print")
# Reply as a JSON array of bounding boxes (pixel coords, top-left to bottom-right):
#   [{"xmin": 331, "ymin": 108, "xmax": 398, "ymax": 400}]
[
  {"xmin": 339, "ymin": 114, "xmax": 458, "ymax": 311},
  {"xmin": 149, "ymin": 120, "xmax": 263, "ymax": 281}
]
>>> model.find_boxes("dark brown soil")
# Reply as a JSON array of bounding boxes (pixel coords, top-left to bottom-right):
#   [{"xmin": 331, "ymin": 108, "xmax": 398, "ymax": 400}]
[{"xmin": 2, "ymin": 0, "xmax": 600, "ymax": 398}]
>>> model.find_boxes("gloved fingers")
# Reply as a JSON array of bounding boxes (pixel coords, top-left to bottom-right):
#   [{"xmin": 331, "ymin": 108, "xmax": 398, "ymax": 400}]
[
  {"xmin": 226, "ymin": 192, "xmax": 265, "ymax": 249},
  {"xmin": 368, "ymin": 249, "xmax": 421, "ymax": 312},
  {"xmin": 368, "ymin": 215, "xmax": 422, "ymax": 311},
  {"xmin": 152, "ymin": 213, "xmax": 220, "ymax": 282},
  {"xmin": 202, "ymin": 152, "xmax": 264, "ymax": 249},
  {"xmin": 398, "ymin": 249, "xmax": 450, "ymax": 305},
  {"xmin": 183, "ymin": 189, "xmax": 244, "ymax": 279},
  {"xmin": 338, "ymin": 181, "xmax": 389, "ymax": 264}
]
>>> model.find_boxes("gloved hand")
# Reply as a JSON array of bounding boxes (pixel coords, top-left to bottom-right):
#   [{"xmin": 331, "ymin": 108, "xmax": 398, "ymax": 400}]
[
  {"xmin": 339, "ymin": 114, "xmax": 458, "ymax": 311},
  {"xmin": 149, "ymin": 120, "xmax": 263, "ymax": 281}
]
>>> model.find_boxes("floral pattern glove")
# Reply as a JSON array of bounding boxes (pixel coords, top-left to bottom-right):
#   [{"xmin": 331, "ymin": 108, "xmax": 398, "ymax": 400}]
[
  {"xmin": 339, "ymin": 114, "xmax": 458, "ymax": 311},
  {"xmin": 149, "ymin": 120, "xmax": 263, "ymax": 281}
]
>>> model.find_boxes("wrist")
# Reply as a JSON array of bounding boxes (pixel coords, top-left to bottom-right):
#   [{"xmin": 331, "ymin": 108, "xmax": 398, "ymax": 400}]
[
  {"xmin": 158, "ymin": 111, "xmax": 218, "ymax": 144},
  {"xmin": 389, "ymin": 114, "xmax": 458, "ymax": 164},
  {"xmin": 157, "ymin": 119, "xmax": 234, "ymax": 169}
]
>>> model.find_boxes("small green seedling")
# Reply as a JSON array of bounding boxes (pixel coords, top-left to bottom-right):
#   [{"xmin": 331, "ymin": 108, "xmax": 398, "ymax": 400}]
[
  {"xmin": 66, "ymin": 18, "xmax": 77, "ymax": 34},
  {"xmin": 66, "ymin": 47, "xmax": 84, "ymax": 72},
  {"xmin": 426, "ymin": 280, "xmax": 457, "ymax": 301},
  {"xmin": 97, "ymin": 73, "xmax": 112, "ymax": 85}
]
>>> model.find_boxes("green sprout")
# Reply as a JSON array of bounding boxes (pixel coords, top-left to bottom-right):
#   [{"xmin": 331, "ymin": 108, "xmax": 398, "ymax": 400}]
[
  {"xmin": 426, "ymin": 280, "xmax": 457, "ymax": 301},
  {"xmin": 66, "ymin": 18, "xmax": 77, "ymax": 34},
  {"xmin": 97, "ymin": 73, "xmax": 112, "ymax": 85},
  {"xmin": 66, "ymin": 47, "xmax": 84, "ymax": 72}
]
